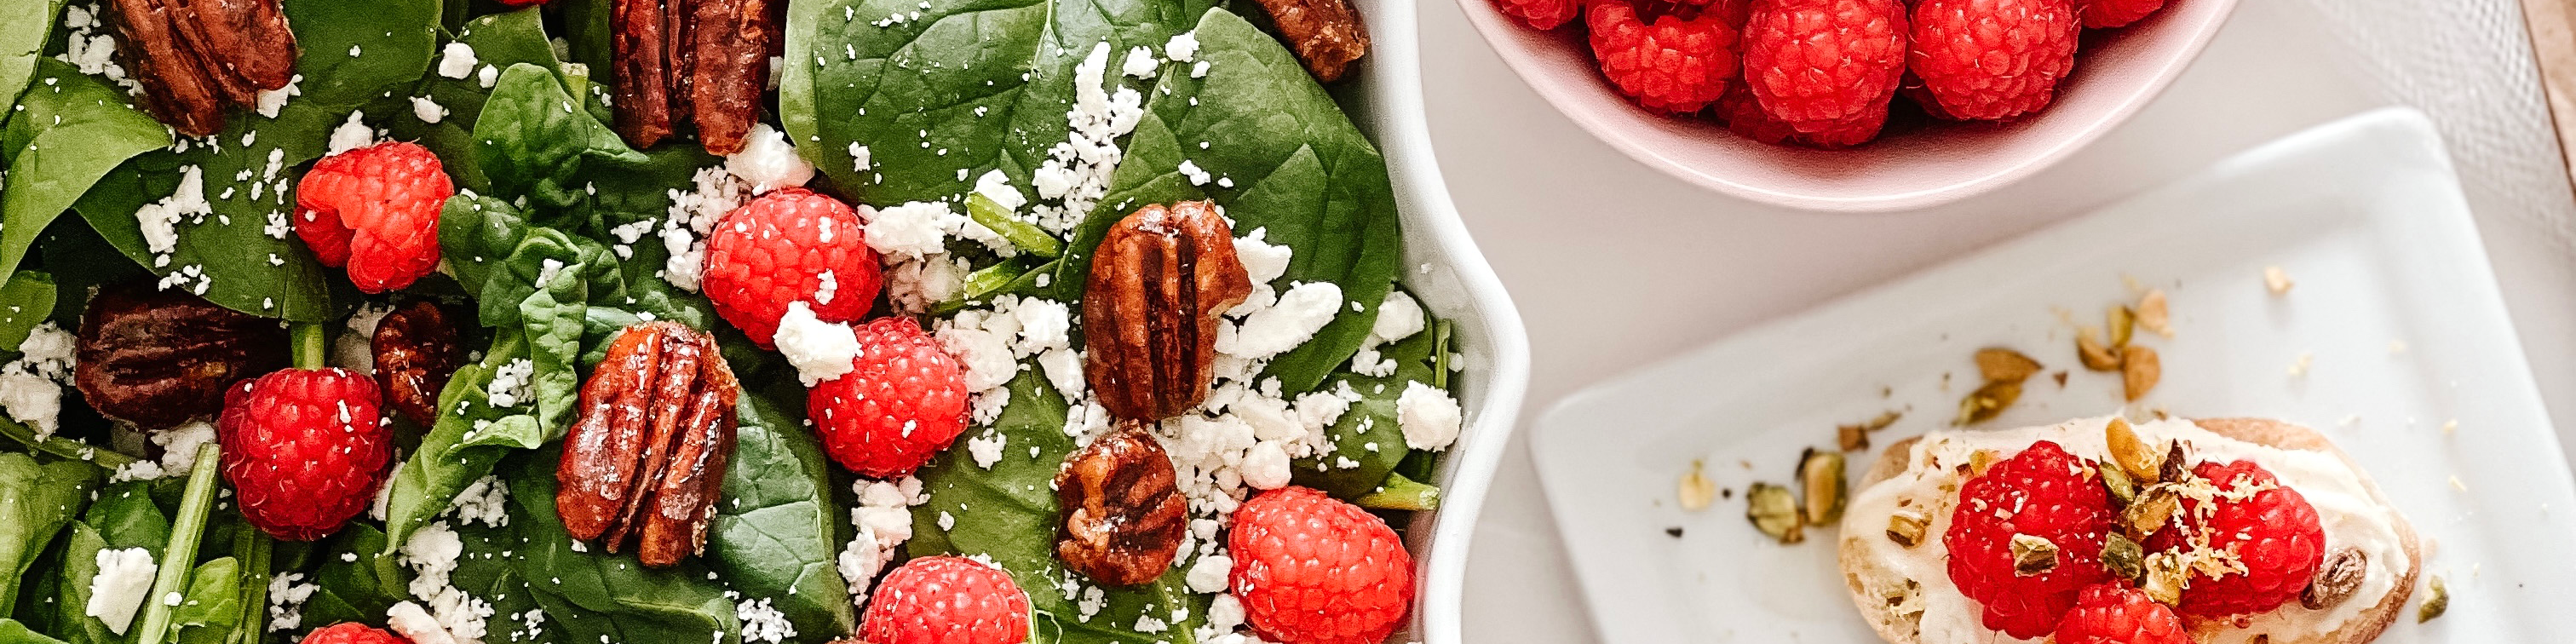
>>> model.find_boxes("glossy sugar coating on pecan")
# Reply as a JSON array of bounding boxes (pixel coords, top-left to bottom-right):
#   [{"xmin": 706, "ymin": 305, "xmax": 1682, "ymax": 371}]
[
  {"xmin": 608, "ymin": 0, "xmax": 777, "ymax": 153},
  {"xmin": 105, "ymin": 0, "xmax": 298, "ymax": 136},
  {"xmin": 1251, "ymin": 0, "xmax": 1370, "ymax": 82},
  {"xmin": 555, "ymin": 321, "xmax": 741, "ymax": 567},
  {"xmin": 371, "ymin": 300, "xmax": 468, "ymax": 427},
  {"xmin": 75, "ymin": 281, "xmax": 290, "ymax": 428},
  {"xmin": 1054, "ymin": 423, "xmax": 1188, "ymax": 586},
  {"xmin": 1083, "ymin": 201, "xmax": 1253, "ymax": 422}
]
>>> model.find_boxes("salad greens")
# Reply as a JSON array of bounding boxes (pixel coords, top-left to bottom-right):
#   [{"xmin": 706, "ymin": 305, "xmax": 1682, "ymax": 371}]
[{"xmin": 0, "ymin": 0, "xmax": 1468, "ymax": 642}]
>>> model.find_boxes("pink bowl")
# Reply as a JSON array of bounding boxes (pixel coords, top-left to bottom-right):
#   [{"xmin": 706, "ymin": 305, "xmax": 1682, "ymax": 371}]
[{"xmin": 1454, "ymin": 0, "xmax": 2240, "ymax": 212}]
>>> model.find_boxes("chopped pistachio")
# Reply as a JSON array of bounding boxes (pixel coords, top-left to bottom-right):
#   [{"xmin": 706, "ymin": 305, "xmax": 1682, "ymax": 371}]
[
  {"xmin": 2100, "ymin": 464, "xmax": 2137, "ymax": 507},
  {"xmin": 2122, "ymin": 489, "xmax": 2179, "ymax": 538},
  {"xmin": 2264, "ymin": 266, "xmax": 2295, "ymax": 295},
  {"xmin": 2142, "ymin": 552, "xmax": 2188, "ymax": 604},
  {"xmin": 1800, "ymin": 448, "xmax": 1847, "ymax": 526},
  {"xmin": 2009, "ymin": 534, "xmax": 2060, "ymax": 576},
  {"xmin": 2136, "ymin": 289, "xmax": 2171, "ymax": 336},
  {"xmin": 2108, "ymin": 305, "xmax": 2136, "ymax": 348},
  {"xmin": 1746, "ymin": 483, "xmax": 1804, "ymax": 544},
  {"xmin": 1975, "ymin": 348, "xmax": 2044, "ymax": 383},
  {"xmin": 1886, "ymin": 509, "xmax": 1929, "ymax": 548},
  {"xmin": 2121, "ymin": 345, "xmax": 2161, "ymax": 401},
  {"xmin": 1955, "ymin": 381, "xmax": 2021, "ymax": 426},
  {"xmin": 2416, "ymin": 575, "xmax": 2447, "ymax": 623},
  {"xmin": 2102, "ymin": 533, "xmax": 2145, "ymax": 581},
  {"xmin": 1968, "ymin": 449, "xmax": 2001, "ymax": 478},
  {"xmin": 2077, "ymin": 327, "xmax": 2122, "ymax": 371},
  {"xmin": 2104, "ymin": 417, "xmax": 2159, "ymax": 484},
  {"xmin": 1677, "ymin": 460, "xmax": 1717, "ymax": 511}
]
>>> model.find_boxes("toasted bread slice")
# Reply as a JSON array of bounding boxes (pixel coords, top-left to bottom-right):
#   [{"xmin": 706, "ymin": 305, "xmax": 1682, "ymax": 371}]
[{"xmin": 1838, "ymin": 417, "xmax": 2419, "ymax": 644}]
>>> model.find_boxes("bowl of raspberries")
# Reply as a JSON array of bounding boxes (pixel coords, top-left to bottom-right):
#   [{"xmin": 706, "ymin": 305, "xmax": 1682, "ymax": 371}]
[{"xmin": 1462, "ymin": 0, "xmax": 2239, "ymax": 211}]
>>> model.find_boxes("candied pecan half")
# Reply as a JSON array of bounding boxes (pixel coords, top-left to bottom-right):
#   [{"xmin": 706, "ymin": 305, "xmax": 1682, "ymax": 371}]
[
  {"xmin": 1251, "ymin": 0, "xmax": 1370, "ymax": 82},
  {"xmin": 371, "ymin": 301, "xmax": 467, "ymax": 427},
  {"xmin": 104, "ymin": 0, "xmax": 297, "ymax": 136},
  {"xmin": 555, "ymin": 321, "xmax": 740, "ymax": 568},
  {"xmin": 608, "ymin": 0, "xmax": 779, "ymax": 153},
  {"xmin": 1055, "ymin": 423, "xmax": 1188, "ymax": 585},
  {"xmin": 75, "ymin": 281, "xmax": 290, "ymax": 428},
  {"xmin": 1083, "ymin": 201, "xmax": 1253, "ymax": 422}
]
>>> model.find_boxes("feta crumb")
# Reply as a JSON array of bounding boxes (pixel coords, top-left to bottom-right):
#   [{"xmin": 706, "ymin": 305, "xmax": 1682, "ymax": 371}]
[
  {"xmin": 437, "ymin": 42, "xmax": 479, "ymax": 78},
  {"xmin": 1121, "ymin": 46, "xmax": 1159, "ymax": 78},
  {"xmin": 1240, "ymin": 441, "xmax": 1291, "ymax": 490},
  {"xmin": 388, "ymin": 601, "xmax": 461, "ymax": 644},
  {"xmin": 85, "ymin": 547, "xmax": 158, "ymax": 635},
  {"xmin": 410, "ymin": 96, "xmax": 446, "ymax": 124},
  {"xmin": 255, "ymin": 75, "xmax": 302, "ymax": 118},
  {"xmin": 481, "ymin": 358, "xmax": 536, "ymax": 408},
  {"xmin": 662, "ymin": 166, "xmax": 750, "ymax": 291},
  {"xmin": 327, "ymin": 111, "xmax": 375, "ymax": 155},
  {"xmin": 966, "ymin": 431, "xmax": 1007, "ymax": 469},
  {"xmin": 476, "ymin": 65, "xmax": 498, "ymax": 89},
  {"xmin": 1183, "ymin": 555, "xmax": 1231, "ymax": 593},
  {"xmin": 847, "ymin": 142, "xmax": 871, "ymax": 172},
  {"xmin": 1220, "ymin": 282, "xmax": 1343, "ymax": 360},
  {"xmin": 1233, "ymin": 229, "xmax": 1293, "ymax": 285},
  {"xmin": 267, "ymin": 572, "xmax": 320, "ymax": 631},
  {"xmin": 1178, "ymin": 159, "xmax": 1211, "ymax": 186},
  {"xmin": 1165, "ymin": 32, "xmax": 1200, "ymax": 62},
  {"xmin": 725, "ymin": 124, "xmax": 815, "ymax": 193},
  {"xmin": 735, "ymin": 599, "xmax": 796, "ymax": 644},
  {"xmin": 1396, "ymin": 382, "xmax": 1463, "ymax": 450},
  {"xmin": 135, "ymin": 164, "xmax": 210, "ymax": 263},
  {"xmin": 774, "ymin": 302, "xmax": 860, "ymax": 386},
  {"xmin": 865, "ymin": 201, "xmax": 967, "ymax": 261},
  {"xmin": 446, "ymin": 475, "xmax": 510, "ymax": 528}
]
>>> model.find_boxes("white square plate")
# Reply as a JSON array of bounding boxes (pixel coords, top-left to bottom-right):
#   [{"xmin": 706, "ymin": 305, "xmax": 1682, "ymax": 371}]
[{"xmin": 1530, "ymin": 108, "xmax": 2576, "ymax": 643}]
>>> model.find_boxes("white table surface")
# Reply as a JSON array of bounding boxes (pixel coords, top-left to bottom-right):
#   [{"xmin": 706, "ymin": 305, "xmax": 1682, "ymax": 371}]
[{"xmin": 1417, "ymin": 0, "xmax": 2576, "ymax": 641}]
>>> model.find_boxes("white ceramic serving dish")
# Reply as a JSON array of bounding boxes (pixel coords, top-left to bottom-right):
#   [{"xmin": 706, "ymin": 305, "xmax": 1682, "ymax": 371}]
[
  {"xmin": 1529, "ymin": 107, "xmax": 2576, "ymax": 642},
  {"xmin": 1335, "ymin": 1, "xmax": 1535, "ymax": 641}
]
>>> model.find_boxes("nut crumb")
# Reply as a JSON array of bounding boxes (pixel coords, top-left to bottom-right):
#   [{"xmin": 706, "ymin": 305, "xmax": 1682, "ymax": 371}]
[
  {"xmin": 2121, "ymin": 345, "xmax": 2161, "ymax": 401},
  {"xmin": 2135, "ymin": 289, "xmax": 2171, "ymax": 336},
  {"xmin": 2448, "ymin": 475, "xmax": 2466, "ymax": 492},
  {"xmin": 2441, "ymin": 419, "xmax": 2457, "ymax": 434},
  {"xmin": 2263, "ymin": 266, "xmax": 2295, "ymax": 294},
  {"xmin": 2416, "ymin": 576, "xmax": 2448, "ymax": 623},
  {"xmin": 1678, "ymin": 460, "xmax": 1716, "ymax": 511},
  {"xmin": 2287, "ymin": 353, "xmax": 2313, "ymax": 377}
]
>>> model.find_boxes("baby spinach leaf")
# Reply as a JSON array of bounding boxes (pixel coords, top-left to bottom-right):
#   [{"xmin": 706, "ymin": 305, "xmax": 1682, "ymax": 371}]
[
  {"xmin": 474, "ymin": 63, "xmax": 646, "ymax": 210},
  {"xmin": 379, "ymin": 339, "xmax": 539, "ymax": 557},
  {"xmin": 1289, "ymin": 306, "xmax": 1436, "ymax": 498},
  {"xmin": 0, "ymin": 270, "xmax": 58, "ymax": 350},
  {"xmin": 0, "ymin": 60, "xmax": 170, "ymax": 290},
  {"xmin": 287, "ymin": 526, "xmax": 400, "ymax": 632},
  {"xmin": 909, "ymin": 370, "xmax": 1206, "ymax": 644},
  {"xmin": 1, "ymin": 618, "xmax": 72, "ymax": 644},
  {"xmin": 709, "ymin": 392, "xmax": 855, "ymax": 641},
  {"xmin": 0, "ymin": 0, "xmax": 64, "ymax": 118},
  {"xmin": 386, "ymin": 7, "xmax": 572, "ymax": 194},
  {"xmin": 503, "ymin": 451, "xmax": 741, "ymax": 644},
  {"xmin": 76, "ymin": 0, "xmax": 441, "ymax": 321},
  {"xmin": 167, "ymin": 556, "xmax": 240, "ymax": 644},
  {"xmin": 780, "ymin": 0, "xmax": 1216, "ymax": 204},
  {"xmin": 1053, "ymin": 9, "xmax": 1399, "ymax": 394},
  {"xmin": 49, "ymin": 524, "xmax": 110, "ymax": 644},
  {"xmin": 435, "ymin": 193, "xmax": 531, "ymax": 296},
  {"xmin": 0, "ymin": 451, "xmax": 98, "ymax": 610}
]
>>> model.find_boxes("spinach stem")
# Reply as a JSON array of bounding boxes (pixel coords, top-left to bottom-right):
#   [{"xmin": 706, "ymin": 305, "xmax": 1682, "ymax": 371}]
[
  {"xmin": 963, "ymin": 193, "xmax": 1065, "ymax": 258},
  {"xmin": 290, "ymin": 322, "xmax": 328, "ymax": 371},
  {"xmin": 0, "ymin": 416, "xmax": 138, "ymax": 469},
  {"xmin": 228, "ymin": 530, "xmax": 272, "ymax": 644},
  {"xmin": 1354, "ymin": 472, "xmax": 1440, "ymax": 511},
  {"xmin": 134, "ymin": 444, "xmax": 223, "ymax": 644}
]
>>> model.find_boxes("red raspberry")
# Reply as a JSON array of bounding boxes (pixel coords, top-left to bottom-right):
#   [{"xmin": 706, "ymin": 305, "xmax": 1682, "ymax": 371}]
[
  {"xmin": 1716, "ymin": 84, "xmax": 1881, "ymax": 147},
  {"xmin": 218, "ymin": 368, "xmax": 392, "ymax": 541},
  {"xmin": 1908, "ymin": 0, "xmax": 2079, "ymax": 121},
  {"xmin": 2077, "ymin": 0, "xmax": 2163, "ymax": 28},
  {"xmin": 1740, "ymin": 0, "xmax": 1907, "ymax": 136},
  {"xmin": 2052, "ymin": 584, "xmax": 2192, "ymax": 644},
  {"xmin": 295, "ymin": 141, "xmax": 453, "ymax": 294},
  {"xmin": 1494, "ymin": 0, "xmax": 1580, "ymax": 30},
  {"xmin": 297, "ymin": 623, "xmax": 410, "ymax": 644},
  {"xmin": 860, "ymin": 556, "xmax": 1032, "ymax": 644},
  {"xmin": 808, "ymin": 318, "xmax": 969, "ymax": 478},
  {"xmin": 1941, "ymin": 440, "xmax": 2117, "ymax": 639},
  {"xmin": 1228, "ymin": 486, "xmax": 1415, "ymax": 644},
  {"xmin": 2146, "ymin": 459, "xmax": 2326, "ymax": 618},
  {"xmin": 1587, "ymin": 0, "xmax": 1741, "ymax": 113},
  {"xmin": 701, "ymin": 187, "xmax": 884, "ymax": 348}
]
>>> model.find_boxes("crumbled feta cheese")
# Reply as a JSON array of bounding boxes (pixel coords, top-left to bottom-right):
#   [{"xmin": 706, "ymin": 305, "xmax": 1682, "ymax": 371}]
[
  {"xmin": 966, "ymin": 430, "xmax": 1007, "ymax": 469},
  {"xmin": 883, "ymin": 255, "xmax": 968, "ymax": 313},
  {"xmin": 1038, "ymin": 348, "xmax": 1085, "ymax": 401},
  {"xmin": 725, "ymin": 124, "xmax": 814, "ymax": 193},
  {"xmin": 1219, "ymin": 282, "xmax": 1342, "ymax": 360},
  {"xmin": 865, "ymin": 201, "xmax": 966, "ymax": 261},
  {"xmin": 437, "ymin": 42, "xmax": 479, "ymax": 79},
  {"xmin": 1183, "ymin": 554, "xmax": 1231, "ymax": 593},
  {"xmin": 774, "ymin": 302, "xmax": 860, "ymax": 386},
  {"xmin": 267, "ymin": 572, "xmax": 320, "ymax": 631},
  {"xmin": 85, "ymin": 547, "xmax": 157, "ymax": 635},
  {"xmin": 135, "ymin": 164, "xmax": 210, "ymax": 265},
  {"xmin": 399, "ymin": 522, "xmax": 494, "ymax": 644},
  {"xmin": 1121, "ymin": 46, "xmax": 1159, "ymax": 78},
  {"xmin": 446, "ymin": 475, "xmax": 510, "ymax": 528},
  {"xmin": 486, "ymin": 359, "xmax": 534, "ymax": 408},
  {"xmin": 1234, "ymin": 229, "xmax": 1293, "ymax": 285},
  {"xmin": 735, "ymin": 599, "xmax": 796, "ymax": 644},
  {"xmin": 255, "ymin": 75, "xmax": 302, "ymax": 118},
  {"xmin": 371, "ymin": 461, "xmax": 404, "ymax": 520},
  {"xmin": 388, "ymin": 601, "xmax": 461, "ymax": 644},
  {"xmin": 410, "ymin": 95, "xmax": 446, "ymax": 124},
  {"xmin": 662, "ymin": 166, "xmax": 749, "ymax": 291},
  {"xmin": 1206, "ymin": 594, "xmax": 1246, "ymax": 633},
  {"xmin": 327, "ymin": 111, "xmax": 375, "ymax": 155},
  {"xmin": 0, "ymin": 369, "xmax": 60, "ymax": 438},
  {"xmin": 331, "ymin": 302, "xmax": 393, "ymax": 376},
  {"xmin": 1166, "ymin": 32, "xmax": 1200, "ymax": 62},
  {"xmin": 1396, "ymin": 382, "xmax": 1463, "ymax": 450},
  {"xmin": 476, "ymin": 65, "xmax": 498, "ymax": 89},
  {"xmin": 1178, "ymin": 159, "xmax": 1211, "ymax": 186},
  {"xmin": 973, "ymin": 170, "xmax": 1027, "ymax": 213},
  {"xmin": 1239, "ymin": 441, "xmax": 1291, "ymax": 490},
  {"xmin": 838, "ymin": 477, "xmax": 927, "ymax": 605}
]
